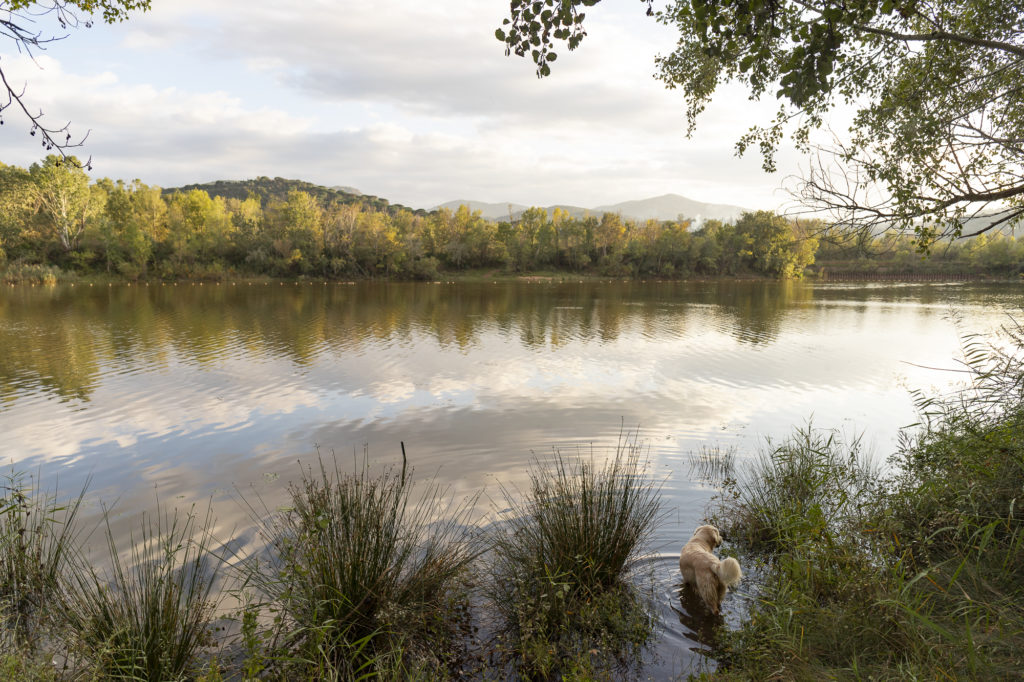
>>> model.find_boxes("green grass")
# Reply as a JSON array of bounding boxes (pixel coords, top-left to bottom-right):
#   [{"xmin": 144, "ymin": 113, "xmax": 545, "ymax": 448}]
[
  {"xmin": 708, "ymin": 324, "xmax": 1024, "ymax": 680},
  {"xmin": 60, "ymin": 504, "xmax": 224, "ymax": 681},
  {"xmin": 1, "ymin": 471, "xmax": 87, "ymax": 651},
  {"xmin": 240, "ymin": 452, "xmax": 483, "ymax": 680},
  {"xmin": 490, "ymin": 434, "xmax": 662, "ymax": 678}
]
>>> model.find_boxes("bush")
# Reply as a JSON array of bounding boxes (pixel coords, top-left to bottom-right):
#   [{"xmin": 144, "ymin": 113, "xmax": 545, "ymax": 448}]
[{"xmin": 0, "ymin": 263, "xmax": 64, "ymax": 285}]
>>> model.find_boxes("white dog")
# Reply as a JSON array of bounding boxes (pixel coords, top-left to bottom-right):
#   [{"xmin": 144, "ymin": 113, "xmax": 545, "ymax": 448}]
[{"xmin": 679, "ymin": 524, "xmax": 742, "ymax": 614}]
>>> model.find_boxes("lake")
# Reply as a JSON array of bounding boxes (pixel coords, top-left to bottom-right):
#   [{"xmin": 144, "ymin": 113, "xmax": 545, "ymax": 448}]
[{"xmin": 1, "ymin": 279, "xmax": 1021, "ymax": 676}]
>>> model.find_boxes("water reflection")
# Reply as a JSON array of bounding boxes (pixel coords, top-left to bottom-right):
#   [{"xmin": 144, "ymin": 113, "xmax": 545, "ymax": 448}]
[
  {"xmin": 0, "ymin": 280, "xmax": 1020, "ymax": 677},
  {"xmin": 0, "ymin": 281, "xmax": 826, "ymax": 404}
]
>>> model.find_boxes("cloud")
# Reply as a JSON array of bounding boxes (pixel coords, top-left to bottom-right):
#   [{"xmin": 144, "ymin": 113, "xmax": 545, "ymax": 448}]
[{"xmin": 0, "ymin": 1, "xmax": 804, "ymax": 208}]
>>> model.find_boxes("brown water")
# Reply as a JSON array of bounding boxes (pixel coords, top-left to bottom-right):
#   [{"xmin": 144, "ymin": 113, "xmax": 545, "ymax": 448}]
[{"xmin": 1, "ymin": 280, "xmax": 1021, "ymax": 676}]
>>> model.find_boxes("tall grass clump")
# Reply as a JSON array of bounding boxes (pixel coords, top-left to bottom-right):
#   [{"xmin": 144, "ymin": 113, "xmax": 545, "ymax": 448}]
[
  {"xmin": 490, "ymin": 435, "xmax": 662, "ymax": 678},
  {"xmin": 0, "ymin": 471, "xmax": 86, "ymax": 651},
  {"xmin": 0, "ymin": 263, "xmax": 64, "ymax": 285},
  {"xmin": 711, "ymin": 320, "xmax": 1024, "ymax": 680},
  {"xmin": 61, "ymin": 504, "xmax": 224, "ymax": 681},
  {"xmin": 712, "ymin": 427, "xmax": 877, "ymax": 553},
  {"xmin": 242, "ymin": 452, "xmax": 482, "ymax": 680}
]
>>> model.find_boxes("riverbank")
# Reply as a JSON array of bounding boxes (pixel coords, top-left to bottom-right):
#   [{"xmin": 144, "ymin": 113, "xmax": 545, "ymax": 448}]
[
  {"xmin": 708, "ymin": 328, "xmax": 1024, "ymax": 679},
  {"xmin": 3, "ymin": 262, "xmax": 1021, "ymax": 287}
]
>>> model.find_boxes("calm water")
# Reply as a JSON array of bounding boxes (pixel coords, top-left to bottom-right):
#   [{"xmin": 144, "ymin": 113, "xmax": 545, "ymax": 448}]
[{"xmin": 1, "ymin": 280, "xmax": 1021, "ymax": 676}]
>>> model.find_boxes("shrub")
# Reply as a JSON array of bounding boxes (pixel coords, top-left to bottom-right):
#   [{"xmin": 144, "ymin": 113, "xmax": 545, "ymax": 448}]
[{"xmin": 0, "ymin": 263, "xmax": 64, "ymax": 285}]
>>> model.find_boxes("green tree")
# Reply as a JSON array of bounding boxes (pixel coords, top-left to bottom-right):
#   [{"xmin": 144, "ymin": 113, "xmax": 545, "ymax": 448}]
[
  {"xmin": 165, "ymin": 189, "xmax": 234, "ymax": 269},
  {"xmin": 735, "ymin": 211, "xmax": 818, "ymax": 278},
  {"xmin": 2, "ymin": 1, "xmax": 151, "ymax": 156},
  {"xmin": 499, "ymin": 1, "xmax": 1024, "ymax": 245},
  {"xmin": 28, "ymin": 155, "xmax": 95, "ymax": 253},
  {"xmin": 93, "ymin": 178, "xmax": 152, "ymax": 277},
  {"xmin": 266, "ymin": 190, "xmax": 324, "ymax": 273},
  {"xmin": 0, "ymin": 161, "xmax": 36, "ymax": 262}
]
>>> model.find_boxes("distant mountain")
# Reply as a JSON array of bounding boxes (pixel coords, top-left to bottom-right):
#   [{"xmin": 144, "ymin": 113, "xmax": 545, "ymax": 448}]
[
  {"xmin": 432, "ymin": 200, "xmax": 529, "ymax": 220},
  {"xmin": 164, "ymin": 177, "xmax": 426, "ymax": 216},
  {"xmin": 434, "ymin": 193, "xmax": 751, "ymax": 223},
  {"xmin": 595, "ymin": 194, "xmax": 748, "ymax": 223}
]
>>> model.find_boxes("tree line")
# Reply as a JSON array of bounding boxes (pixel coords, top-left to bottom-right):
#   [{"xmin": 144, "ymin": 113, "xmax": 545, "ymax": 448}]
[{"xmin": 0, "ymin": 156, "xmax": 821, "ymax": 282}]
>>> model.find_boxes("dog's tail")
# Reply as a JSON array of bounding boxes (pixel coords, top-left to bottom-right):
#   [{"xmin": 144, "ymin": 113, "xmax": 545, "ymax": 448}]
[{"xmin": 715, "ymin": 557, "xmax": 742, "ymax": 587}]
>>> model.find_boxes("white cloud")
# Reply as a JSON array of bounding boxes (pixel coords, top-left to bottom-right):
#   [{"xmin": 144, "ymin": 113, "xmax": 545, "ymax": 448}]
[{"xmin": 0, "ymin": 1, "xmax": 805, "ymax": 208}]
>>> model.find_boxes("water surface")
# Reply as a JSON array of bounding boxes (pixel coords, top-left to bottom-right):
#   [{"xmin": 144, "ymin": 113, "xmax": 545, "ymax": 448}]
[{"xmin": 1, "ymin": 280, "xmax": 1020, "ymax": 676}]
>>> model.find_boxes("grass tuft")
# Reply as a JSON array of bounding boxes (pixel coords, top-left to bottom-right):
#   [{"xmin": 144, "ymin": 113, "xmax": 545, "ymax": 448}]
[
  {"xmin": 490, "ymin": 432, "xmax": 662, "ymax": 677},
  {"xmin": 242, "ymin": 451, "xmax": 482, "ymax": 679},
  {"xmin": 0, "ymin": 471, "xmax": 87, "ymax": 651},
  {"xmin": 711, "ymin": 320, "xmax": 1024, "ymax": 679},
  {"xmin": 61, "ymin": 503, "xmax": 223, "ymax": 681}
]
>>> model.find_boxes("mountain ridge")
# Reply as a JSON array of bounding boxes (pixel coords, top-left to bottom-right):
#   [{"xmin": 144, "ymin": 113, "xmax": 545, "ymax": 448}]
[
  {"xmin": 433, "ymin": 193, "xmax": 751, "ymax": 223},
  {"xmin": 162, "ymin": 178, "xmax": 752, "ymax": 223}
]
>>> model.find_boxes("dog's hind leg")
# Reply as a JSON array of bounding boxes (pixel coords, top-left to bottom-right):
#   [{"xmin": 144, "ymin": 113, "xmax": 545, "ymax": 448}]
[{"xmin": 695, "ymin": 572, "xmax": 723, "ymax": 614}]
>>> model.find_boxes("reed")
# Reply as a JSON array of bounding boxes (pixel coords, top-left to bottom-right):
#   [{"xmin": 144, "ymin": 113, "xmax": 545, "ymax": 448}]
[
  {"xmin": 490, "ymin": 434, "xmax": 662, "ymax": 677},
  {"xmin": 0, "ymin": 471, "xmax": 87, "ymax": 651},
  {"xmin": 242, "ymin": 452, "xmax": 482, "ymax": 679},
  {"xmin": 60, "ymin": 504, "xmax": 223, "ymax": 681}
]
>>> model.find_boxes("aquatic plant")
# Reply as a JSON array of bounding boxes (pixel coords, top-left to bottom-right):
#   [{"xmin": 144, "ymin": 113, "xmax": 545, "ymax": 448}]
[
  {"xmin": 0, "ymin": 471, "xmax": 87, "ymax": 650},
  {"xmin": 61, "ymin": 504, "xmax": 223, "ymax": 681},
  {"xmin": 713, "ymin": 321, "xmax": 1024, "ymax": 679},
  {"xmin": 241, "ymin": 451, "xmax": 482, "ymax": 679},
  {"xmin": 490, "ymin": 433, "xmax": 662, "ymax": 677}
]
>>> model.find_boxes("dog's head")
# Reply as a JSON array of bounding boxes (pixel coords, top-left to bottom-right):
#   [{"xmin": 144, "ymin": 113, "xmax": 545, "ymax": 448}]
[{"xmin": 692, "ymin": 524, "xmax": 723, "ymax": 549}]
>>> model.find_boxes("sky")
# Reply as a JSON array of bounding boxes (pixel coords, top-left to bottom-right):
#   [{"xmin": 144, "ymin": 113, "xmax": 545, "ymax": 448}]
[{"xmin": 0, "ymin": 1, "xmax": 809, "ymax": 212}]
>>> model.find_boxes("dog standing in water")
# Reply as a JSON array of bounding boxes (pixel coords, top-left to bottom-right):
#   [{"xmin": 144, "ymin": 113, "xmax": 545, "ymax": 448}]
[{"xmin": 679, "ymin": 525, "xmax": 742, "ymax": 614}]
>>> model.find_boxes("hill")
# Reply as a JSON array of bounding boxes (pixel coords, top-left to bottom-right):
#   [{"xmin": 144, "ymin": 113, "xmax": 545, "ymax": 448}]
[
  {"xmin": 163, "ymin": 177, "xmax": 427, "ymax": 216},
  {"xmin": 594, "ymin": 194, "xmax": 747, "ymax": 223},
  {"xmin": 432, "ymin": 199, "xmax": 529, "ymax": 219}
]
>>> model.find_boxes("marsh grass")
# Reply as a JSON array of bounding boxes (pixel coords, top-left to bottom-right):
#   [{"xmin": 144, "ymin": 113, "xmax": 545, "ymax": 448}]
[
  {"xmin": 61, "ymin": 504, "xmax": 224, "ymax": 681},
  {"xmin": 687, "ymin": 446, "xmax": 737, "ymax": 488},
  {"xmin": 490, "ymin": 433, "xmax": 662, "ymax": 678},
  {"xmin": 0, "ymin": 471, "xmax": 87, "ymax": 651},
  {"xmin": 710, "ymin": 427, "xmax": 877, "ymax": 553},
  {"xmin": 712, "ymin": 322, "xmax": 1024, "ymax": 679},
  {"xmin": 240, "ymin": 451, "xmax": 483, "ymax": 679}
]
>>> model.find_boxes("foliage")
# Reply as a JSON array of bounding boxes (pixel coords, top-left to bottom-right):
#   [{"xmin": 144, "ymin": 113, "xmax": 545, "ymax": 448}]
[
  {"xmin": 490, "ymin": 436, "xmax": 662, "ymax": 677},
  {"xmin": 27, "ymin": 156, "xmax": 95, "ymax": 253},
  {"xmin": 711, "ymin": 322, "xmax": 1024, "ymax": 679},
  {"xmin": 500, "ymin": 0, "xmax": 1024, "ymax": 247}
]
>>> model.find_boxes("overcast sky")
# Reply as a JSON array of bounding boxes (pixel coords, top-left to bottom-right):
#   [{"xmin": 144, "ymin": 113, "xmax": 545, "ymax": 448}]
[{"xmin": 1, "ymin": 1, "xmax": 808, "ymax": 211}]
